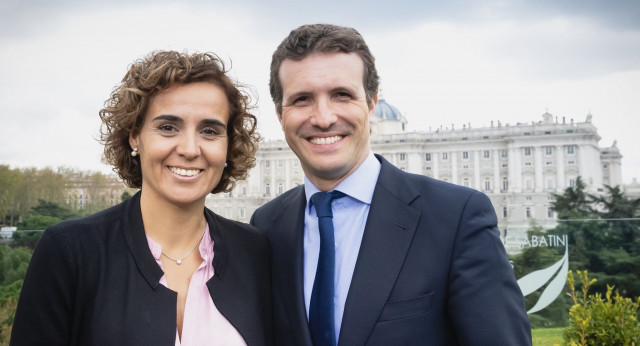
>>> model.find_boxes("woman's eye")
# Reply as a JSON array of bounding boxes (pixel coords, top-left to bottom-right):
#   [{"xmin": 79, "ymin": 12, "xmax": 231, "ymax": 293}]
[
  {"xmin": 158, "ymin": 124, "xmax": 177, "ymax": 132},
  {"xmin": 202, "ymin": 127, "xmax": 221, "ymax": 136}
]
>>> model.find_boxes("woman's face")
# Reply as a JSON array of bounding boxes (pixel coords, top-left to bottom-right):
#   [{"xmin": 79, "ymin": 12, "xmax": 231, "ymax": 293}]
[{"xmin": 129, "ymin": 82, "xmax": 229, "ymax": 207}]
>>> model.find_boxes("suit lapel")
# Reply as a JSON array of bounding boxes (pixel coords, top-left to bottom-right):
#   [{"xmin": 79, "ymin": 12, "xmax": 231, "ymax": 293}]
[
  {"xmin": 339, "ymin": 157, "xmax": 422, "ymax": 346},
  {"xmin": 269, "ymin": 187, "xmax": 314, "ymax": 345}
]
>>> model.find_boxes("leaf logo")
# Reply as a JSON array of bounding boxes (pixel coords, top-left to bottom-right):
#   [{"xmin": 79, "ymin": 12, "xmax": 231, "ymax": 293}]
[{"xmin": 516, "ymin": 244, "xmax": 569, "ymax": 314}]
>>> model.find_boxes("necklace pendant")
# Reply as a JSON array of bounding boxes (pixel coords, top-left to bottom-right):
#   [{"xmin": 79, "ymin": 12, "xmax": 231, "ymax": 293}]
[{"xmin": 176, "ymin": 259, "xmax": 182, "ymax": 265}]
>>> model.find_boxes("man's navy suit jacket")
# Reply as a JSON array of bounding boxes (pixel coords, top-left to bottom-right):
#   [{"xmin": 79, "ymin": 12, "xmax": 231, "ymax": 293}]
[{"xmin": 251, "ymin": 154, "xmax": 531, "ymax": 345}]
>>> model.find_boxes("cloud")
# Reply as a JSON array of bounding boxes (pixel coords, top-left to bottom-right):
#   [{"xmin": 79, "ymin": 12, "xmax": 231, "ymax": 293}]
[{"xmin": 1, "ymin": 1, "xmax": 638, "ymax": 182}]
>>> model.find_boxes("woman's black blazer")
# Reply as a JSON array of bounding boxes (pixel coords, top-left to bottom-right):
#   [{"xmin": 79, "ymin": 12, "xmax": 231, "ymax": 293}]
[{"xmin": 10, "ymin": 192, "xmax": 273, "ymax": 346}]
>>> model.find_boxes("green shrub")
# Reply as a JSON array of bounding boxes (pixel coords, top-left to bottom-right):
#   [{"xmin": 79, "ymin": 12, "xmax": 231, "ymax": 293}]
[{"xmin": 564, "ymin": 270, "xmax": 640, "ymax": 345}]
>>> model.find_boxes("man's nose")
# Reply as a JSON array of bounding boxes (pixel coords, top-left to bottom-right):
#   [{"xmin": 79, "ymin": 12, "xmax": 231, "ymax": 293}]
[{"xmin": 309, "ymin": 98, "xmax": 337, "ymax": 129}]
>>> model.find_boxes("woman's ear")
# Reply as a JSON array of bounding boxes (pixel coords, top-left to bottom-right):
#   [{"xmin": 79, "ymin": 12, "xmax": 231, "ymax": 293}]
[{"xmin": 129, "ymin": 130, "xmax": 139, "ymax": 150}]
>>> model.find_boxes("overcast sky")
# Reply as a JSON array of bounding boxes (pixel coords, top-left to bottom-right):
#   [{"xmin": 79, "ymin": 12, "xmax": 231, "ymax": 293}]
[{"xmin": 1, "ymin": 1, "xmax": 639, "ymax": 184}]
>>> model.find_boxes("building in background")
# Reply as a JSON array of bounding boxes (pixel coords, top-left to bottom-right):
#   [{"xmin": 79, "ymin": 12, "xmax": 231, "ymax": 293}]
[
  {"xmin": 65, "ymin": 173, "xmax": 130, "ymax": 211},
  {"xmin": 206, "ymin": 96, "xmax": 624, "ymax": 252}
]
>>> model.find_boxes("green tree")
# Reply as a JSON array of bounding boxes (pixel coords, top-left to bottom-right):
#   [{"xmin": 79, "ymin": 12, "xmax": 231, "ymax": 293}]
[
  {"xmin": 13, "ymin": 167, "xmax": 72, "ymax": 225},
  {"xmin": 29, "ymin": 199, "xmax": 79, "ymax": 220},
  {"xmin": 590, "ymin": 185, "xmax": 640, "ymax": 253},
  {"xmin": 551, "ymin": 177, "xmax": 640, "ymax": 298},
  {"xmin": 0, "ymin": 245, "xmax": 31, "ymax": 345},
  {"xmin": 565, "ymin": 270, "xmax": 640, "ymax": 346},
  {"xmin": 0, "ymin": 166, "xmax": 22, "ymax": 226},
  {"xmin": 121, "ymin": 190, "xmax": 132, "ymax": 202},
  {"xmin": 551, "ymin": 176, "xmax": 592, "ymax": 220},
  {"xmin": 510, "ymin": 224, "xmax": 571, "ymax": 328},
  {"xmin": 11, "ymin": 231, "xmax": 43, "ymax": 249},
  {"xmin": 17, "ymin": 200, "xmax": 79, "ymax": 234}
]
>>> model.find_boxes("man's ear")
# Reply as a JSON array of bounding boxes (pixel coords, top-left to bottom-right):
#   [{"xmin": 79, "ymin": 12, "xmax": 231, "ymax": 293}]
[
  {"xmin": 368, "ymin": 93, "xmax": 379, "ymax": 120},
  {"xmin": 276, "ymin": 105, "xmax": 284, "ymax": 129}
]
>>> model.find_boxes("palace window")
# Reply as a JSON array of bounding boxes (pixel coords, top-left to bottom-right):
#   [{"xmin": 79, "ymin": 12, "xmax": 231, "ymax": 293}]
[
  {"xmin": 524, "ymin": 147, "xmax": 532, "ymax": 156},
  {"xmin": 442, "ymin": 153, "xmax": 448, "ymax": 160},
  {"xmin": 425, "ymin": 153, "xmax": 431, "ymax": 161},
  {"xmin": 545, "ymin": 146, "xmax": 553, "ymax": 155},
  {"xmin": 567, "ymin": 145, "xmax": 575, "ymax": 154},
  {"xmin": 546, "ymin": 179, "xmax": 555, "ymax": 190},
  {"xmin": 501, "ymin": 150, "xmax": 508, "ymax": 158},
  {"xmin": 462, "ymin": 151, "xmax": 469, "ymax": 159},
  {"xmin": 483, "ymin": 150, "xmax": 490, "ymax": 158}
]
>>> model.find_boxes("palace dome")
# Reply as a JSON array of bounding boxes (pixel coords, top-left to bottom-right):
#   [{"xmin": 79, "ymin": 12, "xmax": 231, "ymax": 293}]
[{"xmin": 374, "ymin": 98, "xmax": 403, "ymax": 121}]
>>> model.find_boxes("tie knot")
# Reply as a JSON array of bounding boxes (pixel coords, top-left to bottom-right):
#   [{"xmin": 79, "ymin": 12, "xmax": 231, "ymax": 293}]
[{"xmin": 311, "ymin": 191, "xmax": 346, "ymax": 218}]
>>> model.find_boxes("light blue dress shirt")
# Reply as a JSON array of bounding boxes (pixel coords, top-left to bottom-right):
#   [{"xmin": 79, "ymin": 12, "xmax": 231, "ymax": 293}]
[{"xmin": 303, "ymin": 151, "xmax": 381, "ymax": 343}]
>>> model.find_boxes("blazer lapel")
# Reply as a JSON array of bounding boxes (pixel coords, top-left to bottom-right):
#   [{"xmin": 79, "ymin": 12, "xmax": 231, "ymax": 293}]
[
  {"xmin": 338, "ymin": 157, "xmax": 422, "ymax": 346},
  {"xmin": 269, "ymin": 187, "xmax": 314, "ymax": 345}
]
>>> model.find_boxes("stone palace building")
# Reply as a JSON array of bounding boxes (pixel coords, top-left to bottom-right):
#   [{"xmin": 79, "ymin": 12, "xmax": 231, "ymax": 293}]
[{"xmin": 206, "ymin": 96, "xmax": 623, "ymax": 249}]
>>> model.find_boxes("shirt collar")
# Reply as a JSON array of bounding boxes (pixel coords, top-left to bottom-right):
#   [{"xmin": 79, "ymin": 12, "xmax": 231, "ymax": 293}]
[{"xmin": 304, "ymin": 151, "xmax": 381, "ymax": 210}]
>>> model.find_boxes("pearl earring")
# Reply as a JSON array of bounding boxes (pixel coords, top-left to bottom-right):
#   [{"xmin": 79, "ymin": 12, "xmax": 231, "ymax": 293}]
[
  {"xmin": 224, "ymin": 162, "xmax": 228, "ymax": 168},
  {"xmin": 131, "ymin": 148, "xmax": 138, "ymax": 157}
]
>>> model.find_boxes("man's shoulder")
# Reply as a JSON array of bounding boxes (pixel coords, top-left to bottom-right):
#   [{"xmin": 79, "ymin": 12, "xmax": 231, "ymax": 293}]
[
  {"xmin": 253, "ymin": 185, "xmax": 304, "ymax": 220},
  {"xmin": 379, "ymin": 159, "xmax": 476, "ymax": 197}
]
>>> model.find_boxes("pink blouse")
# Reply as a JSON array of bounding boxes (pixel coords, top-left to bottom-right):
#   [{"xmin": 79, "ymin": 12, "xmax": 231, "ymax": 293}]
[{"xmin": 146, "ymin": 225, "xmax": 247, "ymax": 346}]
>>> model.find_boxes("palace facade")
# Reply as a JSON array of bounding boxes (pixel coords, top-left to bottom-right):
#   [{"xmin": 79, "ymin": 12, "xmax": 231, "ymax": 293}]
[{"xmin": 206, "ymin": 97, "xmax": 623, "ymax": 252}]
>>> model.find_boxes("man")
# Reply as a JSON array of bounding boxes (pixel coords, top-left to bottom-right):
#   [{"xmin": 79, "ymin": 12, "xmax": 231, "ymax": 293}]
[{"xmin": 251, "ymin": 24, "xmax": 531, "ymax": 345}]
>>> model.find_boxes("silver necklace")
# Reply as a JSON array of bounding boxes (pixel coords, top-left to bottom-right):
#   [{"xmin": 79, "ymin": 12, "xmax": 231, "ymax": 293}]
[{"xmin": 161, "ymin": 227, "xmax": 207, "ymax": 265}]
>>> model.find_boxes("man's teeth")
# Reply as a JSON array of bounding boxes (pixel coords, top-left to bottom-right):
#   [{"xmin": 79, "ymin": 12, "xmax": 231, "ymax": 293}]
[
  {"xmin": 310, "ymin": 136, "xmax": 342, "ymax": 145},
  {"xmin": 169, "ymin": 167, "xmax": 201, "ymax": 177}
]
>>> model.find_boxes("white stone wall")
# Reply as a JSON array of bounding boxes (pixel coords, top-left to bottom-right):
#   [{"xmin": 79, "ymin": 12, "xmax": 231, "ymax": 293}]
[{"xmin": 206, "ymin": 114, "xmax": 623, "ymax": 253}]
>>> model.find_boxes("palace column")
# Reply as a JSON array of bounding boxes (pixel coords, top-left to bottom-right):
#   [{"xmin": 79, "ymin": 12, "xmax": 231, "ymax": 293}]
[
  {"xmin": 433, "ymin": 151, "xmax": 439, "ymax": 180},
  {"xmin": 474, "ymin": 150, "xmax": 481, "ymax": 189},
  {"xmin": 556, "ymin": 145, "xmax": 565, "ymax": 192},
  {"xmin": 451, "ymin": 151, "xmax": 458, "ymax": 185},
  {"xmin": 493, "ymin": 149, "xmax": 500, "ymax": 193},
  {"xmin": 534, "ymin": 146, "xmax": 543, "ymax": 193}
]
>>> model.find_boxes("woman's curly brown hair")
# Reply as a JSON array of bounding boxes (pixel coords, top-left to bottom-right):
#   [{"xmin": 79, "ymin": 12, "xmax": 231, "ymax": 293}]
[{"xmin": 99, "ymin": 50, "xmax": 260, "ymax": 194}]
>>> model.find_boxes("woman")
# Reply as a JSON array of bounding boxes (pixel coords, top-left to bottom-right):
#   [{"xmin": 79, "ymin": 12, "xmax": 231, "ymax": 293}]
[{"xmin": 11, "ymin": 51, "xmax": 272, "ymax": 345}]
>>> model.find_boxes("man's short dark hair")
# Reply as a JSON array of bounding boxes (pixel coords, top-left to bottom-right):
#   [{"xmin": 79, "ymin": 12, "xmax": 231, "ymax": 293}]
[{"xmin": 269, "ymin": 24, "xmax": 379, "ymax": 114}]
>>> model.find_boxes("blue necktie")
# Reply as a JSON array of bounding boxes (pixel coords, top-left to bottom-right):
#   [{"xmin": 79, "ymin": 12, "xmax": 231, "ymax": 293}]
[{"xmin": 309, "ymin": 191, "xmax": 345, "ymax": 346}]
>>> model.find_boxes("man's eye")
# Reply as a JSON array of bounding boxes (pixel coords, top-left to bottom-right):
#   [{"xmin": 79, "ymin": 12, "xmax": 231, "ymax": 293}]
[
  {"xmin": 335, "ymin": 92, "xmax": 351, "ymax": 100},
  {"xmin": 293, "ymin": 96, "xmax": 311, "ymax": 105}
]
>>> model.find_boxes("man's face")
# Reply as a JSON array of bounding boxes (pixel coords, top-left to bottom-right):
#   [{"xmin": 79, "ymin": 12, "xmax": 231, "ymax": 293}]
[{"xmin": 277, "ymin": 52, "xmax": 377, "ymax": 190}]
